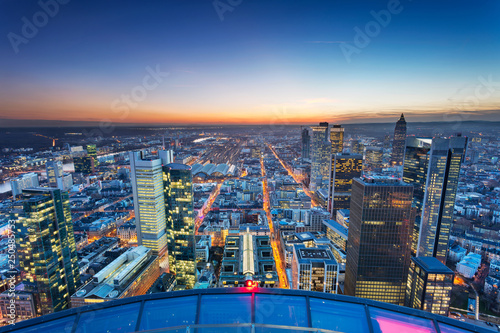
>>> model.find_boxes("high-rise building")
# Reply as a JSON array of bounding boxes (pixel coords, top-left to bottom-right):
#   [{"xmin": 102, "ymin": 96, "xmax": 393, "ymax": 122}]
[
  {"xmin": 310, "ymin": 123, "xmax": 330, "ymax": 192},
  {"xmin": 403, "ymin": 137, "xmax": 467, "ymax": 262},
  {"xmin": 86, "ymin": 144, "xmax": 98, "ymax": 166},
  {"xmin": 345, "ymin": 176, "xmax": 414, "ymax": 305},
  {"xmin": 327, "ymin": 153, "xmax": 363, "ymax": 214},
  {"xmin": 15, "ymin": 188, "xmax": 80, "ymax": 316},
  {"xmin": 163, "ymin": 163, "xmax": 196, "ymax": 289},
  {"xmin": 405, "ymin": 256, "xmax": 454, "ymax": 316},
  {"xmin": 73, "ymin": 156, "xmax": 95, "ymax": 175},
  {"xmin": 130, "ymin": 151, "xmax": 168, "ymax": 257},
  {"xmin": 330, "ymin": 124, "xmax": 344, "ymax": 154},
  {"xmin": 10, "ymin": 173, "xmax": 39, "ymax": 199},
  {"xmin": 46, "ymin": 160, "xmax": 63, "ymax": 187},
  {"xmin": 351, "ymin": 140, "xmax": 365, "ymax": 156},
  {"xmin": 301, "ymin": 127, "xmax": 311, "ymax": 160},
  {"xmin": 292, "ymin": 244, "xmax": 339, "ymax": 293},
  {"xmin": 403, "ymin": 137, "xmax": 467, "ymax": 264},
  {"xmin": 391, "ymin": 113, "xmax": 407, "ymax": 166},
  {"xmin": 364, "ymin": 146, "xmax": 383, "ymax": 170}
]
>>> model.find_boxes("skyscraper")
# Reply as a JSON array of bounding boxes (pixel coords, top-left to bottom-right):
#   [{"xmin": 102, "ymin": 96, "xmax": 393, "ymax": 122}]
[
  {"xmin": 10, "ymin": 173, "xmax": 39, "ymax": 199},
  {"xmin": 345, "ymin": 176, "xmax": 414, "ymax": 305},
  {"xmin": 301, "ymin": 127, "xmax": 311, "ymax": 160},
  {"xmin": 292, "ymin": 244, "xmax": 339, "ymax": 293},
  {"xmin": 310, "ymin": 122, "xmax": 331, "ymax": 192},
  {"xmin": 163, "ymin": 163, "xmax": 196, "ymax": 289},
  {"xmin": 130, "ymin": 151, "xmax": 168, "ymax": 257},
  {"xmin": 86, "ymin": 144, "xmax": 98, "ymax": 166},
  {"xmin": 330, "ymin": 124, "xmax": 344, "ymax": 154},
  {"xmin": 46, "ymin": 160, "xmax": 63, "ymax": 187},
  {"xmin": 73, "ymin": 156, "xmax": 95, "ymax": 175},
  {"xmin": 391, "ymin": 113, "xmax": 407, "ymax": 166},
  {"xmin": 405, "ymin": 137, "xmax": 467, "ymax": 264},
  {"xmin": 15, "ymin": 188, "xmax": 80, "ymax": 316},
  {"xmin": 327, "ymin": 154, "xmax": 363, "ymax": 215},
  {"xmin": 405, "ymin": 256, "xmax": 454, "ymax": 316}
]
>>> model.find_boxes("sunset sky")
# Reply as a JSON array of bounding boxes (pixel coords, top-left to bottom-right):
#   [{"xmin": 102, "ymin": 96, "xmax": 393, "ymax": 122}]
[{"xmin": 0, "ymin": 0, "xmax": 499, "ymax": 126}]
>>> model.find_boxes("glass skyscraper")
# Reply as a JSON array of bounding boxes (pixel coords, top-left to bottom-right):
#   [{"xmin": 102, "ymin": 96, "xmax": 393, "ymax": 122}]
[
  {"xmin": 163, "ymin": 163, "xmax": 196, "ymax": 289},
  {"xmin": 330, "ymin": 124, "xmax": 344, "ymax": 154},
  {"xmin": 15, "ymin": 188, "xmax": 80, "ymax": 316},
  {"xmin": 310, "ymin": 122, "xmax": 330, "ymax": 192},
  {"xmin": 345, "ymin": 176, "xmax": 414, "ymax": 306},
  {"xmin": 130, "ymin": 151, "xmax": 168, "ymax": 257},
  {"xmin": 327, "ymin": 153, "xmax": 363, "ymax": 215},
  {"xmin": 391, "ymin": 113, "xmax": 407, "ymax": 166},
  {"xmin": 403, "ymin": 136, "xmax": 467, "ymax": 263},
  {"xmin": 46, "ymin": 160, "xmax": 63, "ymax": 187},
  {"xmin": 405, "ymin": 256, "xmax": 454, "ymax": 316},
  {"xmin": 301, "ymin": 127, "xmax": 311, "ymax": 160}
]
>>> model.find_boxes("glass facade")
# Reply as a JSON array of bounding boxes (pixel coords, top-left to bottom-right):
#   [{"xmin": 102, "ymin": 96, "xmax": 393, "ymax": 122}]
[
  {"xmin": 16, "ymin": 188, "xmax": 80, "ymax": 316},
  {"xmin": 345, "ymin": 177, "xmax": 414, "ymax": 305},
  {"xmin": 301, "ymin": 127, "xmax": 310, "ymax": 160},
  {"xmin": 327, "ymin": 153, "xmax": 363, "ymax": 214},
  {"xmin": 391, "ymin": 113, "xmax": 407, "ymax": 166},
  {"xmin": 405, "ymin": 257, "xmax": 454, "ymax": 316},
  {"xmin": 310, "ymin": 123, "xmax": 330, "ymax": 191},
  {"xmin": 1, "ymin": 289, "xmax": 486, "ymax": 333},
  {"xmin": 163, "ymin": 163, "xmax": 196, "ymax": 289},
  {"xmin": 330, "ymin": 124, "xmax": 344, "ymax": 154},
  {"xmin": 73, "ymin": 156, "xmax": 94, "ymax": 175},
  {"xmin": 130, "ymin": 151, "xmax": 168, "ymax": 256},
  {"xmin": 412, "ymin": 137, "xmax": 467, "ymax": 263}
]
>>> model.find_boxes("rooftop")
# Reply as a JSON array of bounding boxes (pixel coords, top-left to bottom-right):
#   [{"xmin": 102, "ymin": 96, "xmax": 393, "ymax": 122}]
[
  {"xmin": 412, "ymin": 257, "xmax": 454, "ymax": 274},
  {"xmin": 0, "ymin": 288, "xmax": 490, "ymax": 333}
]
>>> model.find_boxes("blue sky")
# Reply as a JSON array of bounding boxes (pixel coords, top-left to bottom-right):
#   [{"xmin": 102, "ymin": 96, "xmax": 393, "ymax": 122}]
[{"xmin": 0, "ymin": 0, "xmax": 499, "ymax": 125}]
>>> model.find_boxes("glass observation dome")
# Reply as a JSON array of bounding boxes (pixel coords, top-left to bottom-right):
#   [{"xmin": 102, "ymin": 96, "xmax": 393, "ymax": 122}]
[{"xmin": 0, "ymin": 288, "xmax": 493, "ymax": 333}]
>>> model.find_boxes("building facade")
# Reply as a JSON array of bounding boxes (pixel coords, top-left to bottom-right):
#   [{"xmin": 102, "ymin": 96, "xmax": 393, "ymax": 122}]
[
  {"xmin": 327, "ymin": 153, "xmax": 363, "ymax": 215},
  {"xmin": 391, "ymin": 113, "xmax": 407, "ymax": 166},
  {"xmin": 163, "ymin": 163, "xmax": 196, "ymax": 289},
  {"xmin": 403, "ymin": 136, "xmax": 467, "ymax": 263},
  {"xmin": 130, "ymin": 151, "xmax": 168, "ymax": 257},
  {"xmin": 405, "ymin": 256, "xmax": 453, "ymax": 316},
  {"xmin": 15, "ymin": 188, "xmax": 80, "ymax": 316},
  {"xmin": 10, "ymin": 173, "xmax": 39, "ymax": 199},
  {"xmin": 301, "ymin": 127, "xmax": 311, "ymax": 160},
  {"xmin": 345, "ymin": 176, "xmax": 414, "ymax": 305},
  {"xmin": 292, "ymin": 244, "xmax": 338, "ymax": 293},
  {"xmin": 310, "ymin": 123, "xmax": 331, "ymax": 192},
  {"xmin": 330, "ymin": 124, "xmax": 344, "ymax": 154}
]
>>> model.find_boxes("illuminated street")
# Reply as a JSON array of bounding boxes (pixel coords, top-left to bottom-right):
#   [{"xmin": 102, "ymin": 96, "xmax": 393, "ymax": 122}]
[
  {"xmin": 260, "ymin": 156, "xmax": 289, "ymax": 289},
  {"xmin": 267, "ymin": 143, "xmax": 319, "ymax": 207}
]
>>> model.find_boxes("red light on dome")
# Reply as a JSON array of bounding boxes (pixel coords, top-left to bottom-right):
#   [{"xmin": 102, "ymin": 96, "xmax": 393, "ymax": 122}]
[{"xmin": 245, "ymin": 280, "xmax": 256, "ymax": 288}]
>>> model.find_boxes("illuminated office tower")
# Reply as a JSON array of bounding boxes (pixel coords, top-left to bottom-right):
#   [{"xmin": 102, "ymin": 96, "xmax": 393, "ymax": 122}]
[
  {"xmin": 404, "ymin": 137, "xmax": 467, "ymax": 264},
  {"xmin": 46, "ymin": 160, "xmax": 63, "ymax": 187},
  {"xmin": 16, "ymin": 188, "xmax": 80, "ymax": 316},
  {"xmin": 391, "ymin": 113, "xmax": 407, "ymax": 166},
  {"xmin": 292, "ymin": 244, "xmax": 338, "ymax": 293},
  {"xmin": 403, "ymin": 137, "xmax": 432, "ymax": 256},
  {"xmin": 301, "ymin": 127, "xmax": 311, "ymax": 160},
  {"xmin": 130, "ymin": 151, "xmax": 168, "ymax": 257},
  {"xmin": 310, "ymin": 122, "xmax": 331, "ymax": 192},
  {"xmin": 163, "ymin": 163, "xmax": 196, "ymax": 289},
  {"xmin": 405, "ymin": 256, "xmax": 454, "ymax": 316},
  {"xmin": 330, "ymin": 124, "xmax": 344, "ymax": 154},
  {"xmin": 86, "ymin": 144, "xmax": 98, "ymax": 166},
  {"xmin": 73, "ymin": 156, "xmax": 95, "ymax": 175},
  {"xmin": 345, "ymin": 176, "xmax": 414, "ymax": 305},
  {"xmin": 327, "ymin": 154, "xmax": 363, "ymax": 215},
  {"xmin": 10, "ymin": 172, "xmax": 39, "ymax": 199}
]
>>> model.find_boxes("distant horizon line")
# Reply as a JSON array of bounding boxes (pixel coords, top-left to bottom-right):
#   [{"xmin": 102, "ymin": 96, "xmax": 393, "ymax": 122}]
[{"xmin": 1, "ymin": 118, "xmax": 499, "ymax": 128}]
